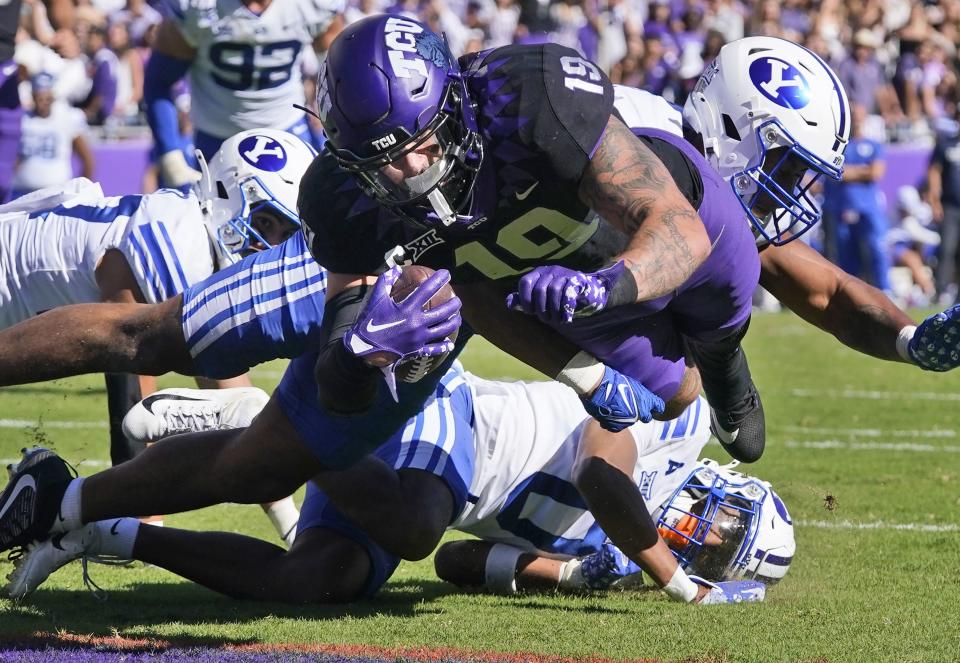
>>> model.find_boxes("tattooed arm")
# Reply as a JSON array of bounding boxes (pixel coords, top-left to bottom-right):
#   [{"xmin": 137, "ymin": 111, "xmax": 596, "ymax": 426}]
[
  {"xmin": 578, "ymin": 116, "xmax": 712, "ymax": 302},
  {"xmin": 759, "ymin": 240, "xmax": 913, "ymax": 362}
]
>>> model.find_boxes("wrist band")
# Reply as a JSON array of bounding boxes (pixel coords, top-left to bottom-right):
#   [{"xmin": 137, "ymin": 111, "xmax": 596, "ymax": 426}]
[
  {"xmin": 662, "ymin": 565, "xmax": 698, "ymax": 603},
  {"xmin": 485, "ymin": 543, "xmax": 523, "ymax": 594},
  {"xmin": 603, "ymin": 261, "xmax": 639, "ymax": 309},
  {"xmin": 896, "ymin": 325, "xmax": 917, "ymax": 362},
  {"xmin": 556, "ymin": 351, "xmax": 606, "ymax": 396}
]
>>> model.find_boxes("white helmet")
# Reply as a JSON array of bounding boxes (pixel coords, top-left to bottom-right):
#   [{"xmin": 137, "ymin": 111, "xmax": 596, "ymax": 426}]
[
  {"xmin": 683, "ymin": 36, "xmax": 850, "ymax": 246},
  {"xmin": 196, "ymin": 129, "xmax": 317, "ymax": 265},
  {"xmin": 655, "ymin": 459, "xmax": 795, "ymax": 584}
]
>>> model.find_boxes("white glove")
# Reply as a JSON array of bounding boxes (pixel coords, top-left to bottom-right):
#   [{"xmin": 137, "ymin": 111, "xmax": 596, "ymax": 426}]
[{"xmin": 159, "ymin": 150, "xmax": 202, "ymax": 187}]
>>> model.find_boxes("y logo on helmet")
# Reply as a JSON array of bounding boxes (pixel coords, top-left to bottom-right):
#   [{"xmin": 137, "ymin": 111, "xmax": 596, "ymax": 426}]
[
  {"xmin": 749, "ymin": 57, "xmax": 811, "ymax": 109},
  {"xmin": 384, "ymin": 17, "xmax": 428, "ymax": 79},
  {"xmin": 239, "ymin": 136, "xmax": 288, "ymax": 172}
]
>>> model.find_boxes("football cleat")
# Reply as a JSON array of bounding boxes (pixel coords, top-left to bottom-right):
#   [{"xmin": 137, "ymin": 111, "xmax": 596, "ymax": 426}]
[
  {"xmin": 5, "ymin": 522, "xmax": 106, "ymax": 599},
  {"xmin": 122, "ymin": 387, "xmax": 270, "ymax": 442},
  {"xmin": 692, "ymin": 575, "xmax": 766, "ymax": 605},
  {"xmin": 578, "ymin": 543, "xmax": 643, "ymax": 590},
  {"xmin": 0, "ymin": 447, "xmax": 73, "ymax": 554},
  {"xmin": 709, "ymin": 385, "xmax": 766, "ymax": 463}
]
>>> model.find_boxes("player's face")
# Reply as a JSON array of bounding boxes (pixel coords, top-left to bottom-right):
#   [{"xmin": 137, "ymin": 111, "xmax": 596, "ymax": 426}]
[
  {"xmin": 248, "ymin": 209, "xmax": 298, "ymax": 252},
  {"xmin": 379, "ymin": 135, "xmax": 445, "ymax": 186},
  {"xmin": 750, "ymin": 147, "xmax": 812, "ymax": 217}
]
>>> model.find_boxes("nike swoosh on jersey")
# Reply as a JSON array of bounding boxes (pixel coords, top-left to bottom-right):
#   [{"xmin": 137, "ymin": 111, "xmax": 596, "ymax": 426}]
[
  {"xmin": 366, "ymin": 318, "xmax": 406, "ymax": 333},
  {"xmin": 515, "ymin": 182, "xmax": 539, "ymax": 201},
  {"xmin": 0, "ymin": 475, "xmax": 37, "ymax": 522},
  {"xmin": 141, "ymin": 394, "xmax": 209, "ymax": 415}
]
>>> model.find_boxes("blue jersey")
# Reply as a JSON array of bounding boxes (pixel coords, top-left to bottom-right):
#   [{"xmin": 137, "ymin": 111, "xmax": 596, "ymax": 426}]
[
  {"xmin": 823, "ymin": 137, "xmax": 885, "ymax": 213},
  {"xmin": 181, "ymin": 232, "xmax": 326, "ymax": 379}
]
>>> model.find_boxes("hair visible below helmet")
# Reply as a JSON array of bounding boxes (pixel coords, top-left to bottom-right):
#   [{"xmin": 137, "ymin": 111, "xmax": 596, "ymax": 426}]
[
  {"xmin": 683, "ymin": 36, "xmax": 851, "ymax": 246},
  {"xmin": 318, "ymin": 14, "xmax": 482, "ymax": 230},
  {"xmin": 655, "ymin": 459, "xmax": 795, "ymax": 584},
  {"xmin": 196, "ymin": 129, "xmax": 317, "ymax": 265}
]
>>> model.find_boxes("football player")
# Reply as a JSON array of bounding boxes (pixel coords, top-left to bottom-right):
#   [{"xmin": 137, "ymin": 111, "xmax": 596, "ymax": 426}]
[
  {"xmin": 2, "ymin": 35, "xmax": 958, "ymax": 606},
  {"xmin": 145, "ymin": 0, "xmax": 344, "ymax": 187},
  {"xmin": 0, "ymin": 0, "xmax": 74, "ymax": 202},
  {"xmin": 7, "ymin": 372, "xmax": 777, "ymax": 606}
]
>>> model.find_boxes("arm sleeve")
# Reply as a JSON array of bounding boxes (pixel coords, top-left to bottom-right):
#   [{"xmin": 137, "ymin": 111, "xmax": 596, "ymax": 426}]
[{"xmin": 144, "ymin": 51, "xmax": 192, "ymax": 156}]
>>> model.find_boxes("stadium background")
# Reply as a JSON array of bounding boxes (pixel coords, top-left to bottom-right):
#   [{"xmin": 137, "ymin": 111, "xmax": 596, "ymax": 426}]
[{"xmin": 2, "ymin": 1, "xmax": 959, "ymax": 662}]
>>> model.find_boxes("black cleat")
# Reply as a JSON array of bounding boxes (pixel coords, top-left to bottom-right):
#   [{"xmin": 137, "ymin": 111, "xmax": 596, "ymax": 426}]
[
  {"xmin": 0, "ymin": 448, "xmax": 73, "ymax": 553},
  {"xmin": 709, "ymin": 386, "xmax": 766, "ymax": 463}
]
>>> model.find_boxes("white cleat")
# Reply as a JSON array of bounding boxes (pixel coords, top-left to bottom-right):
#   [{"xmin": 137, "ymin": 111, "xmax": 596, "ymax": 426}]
[
  {"xmin": 5, "ymin": 523, "xmax": 102, "ymax": 599},
  {"xmin": 122, "ymin": 387, "xmax": 270, "ymax": 443}
]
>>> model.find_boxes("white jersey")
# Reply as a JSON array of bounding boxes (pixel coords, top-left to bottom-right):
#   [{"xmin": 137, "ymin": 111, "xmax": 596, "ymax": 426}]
[
  {"xmin": 453, "ymin": 377, "xmax": 711, "ymax": 558},
  {"xmin": 0, "ymin": 179, "xmax": 215, "ymax": 329},
  {"xmin": 170, "ymin": 0, "xmax": 343, "ymax": 138},
  {"xmin": 12, "ymin": 104, "xmax": 88, "ymax": 192},
  {"xmin": 613, "ymin": 84, "xmax": 683, "ymax": 137}
]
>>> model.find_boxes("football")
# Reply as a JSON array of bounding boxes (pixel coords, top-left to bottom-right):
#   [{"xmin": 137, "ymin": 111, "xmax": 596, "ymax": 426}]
[{"xmin": 368, "ymin": 264, "xmax": 459, "ymax": 383}]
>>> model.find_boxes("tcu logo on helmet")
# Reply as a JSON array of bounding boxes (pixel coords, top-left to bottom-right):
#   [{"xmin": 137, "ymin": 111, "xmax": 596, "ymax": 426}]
[
  {"xmin": 383, "ymin": 17, "xmax": 429, "ymax": 79},
  {"xmin": 749, "ymin": 57, "xmax": 810, "ymax": 109},
  {"xmin": 371, "ymin": 134, "xmax": 397, "ymax": 151},
  {"xmin": 238, "ymin": 135, "xmax": 288, "ymax": 171}
]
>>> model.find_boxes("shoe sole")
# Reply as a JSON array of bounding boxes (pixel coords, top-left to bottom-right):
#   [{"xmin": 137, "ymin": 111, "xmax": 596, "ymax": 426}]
[
  {"xmin": 0, "ymin": 448, "xmax": 71, "ymax": 552},
  {"xmin": 5, "ymin": 541, "xmax": 50, "ymax": 599}
]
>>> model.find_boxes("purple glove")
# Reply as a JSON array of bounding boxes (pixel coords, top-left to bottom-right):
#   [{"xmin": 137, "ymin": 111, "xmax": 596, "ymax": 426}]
[
  {"xmin": 344, "ymin": 266, "xmax": 462, "ymax": 364},
  {"xmin": 506, "ymin": 262, "xmax": 629, "ymax": 324},
  {"xmin": 581, "ymin": 365, "xmax": 665, "ymax": 432}
]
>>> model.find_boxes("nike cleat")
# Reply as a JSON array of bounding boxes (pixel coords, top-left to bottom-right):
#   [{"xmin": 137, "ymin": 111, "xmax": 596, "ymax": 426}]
[
  {"xmin": 692, "ymin": 576, "xmax": 766, "ymax": 605},
  {"xmin": 709, "ymin": 385, "xmax": 766, "ymax": 463},
  {"xmin": 0, "ymin": 447, "xmax": 73, "ymax": 553},
  {"xmin": 5, "ymin": 522, "xmax": 104, "ymax": 599},
  {"xmin": 122, "ymin": 387, "xmax": 270, "ymax": 442}
]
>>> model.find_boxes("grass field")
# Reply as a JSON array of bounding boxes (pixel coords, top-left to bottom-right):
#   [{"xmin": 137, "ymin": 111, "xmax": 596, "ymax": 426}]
[{"xmin": 0, "ymin": 309, "xmax": 958, "ymax": 663}]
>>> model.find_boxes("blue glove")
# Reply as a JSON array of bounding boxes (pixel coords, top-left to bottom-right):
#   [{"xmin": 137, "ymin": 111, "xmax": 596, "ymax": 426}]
[
  {"xmin": 690, "ymin": 575, "xmax": 766, "ymax": 605},
  {"xmin": 579, "ymin": 542, "xmax": 643, "ymax": 590},
  {"xmin": 506, "ymin": 262, "xmax": 630, "ymax": 324},
  {"xmin": 907, "ymin": 304, "xmax": 960, "ymax": 371},
  {"xmin": 580, "ymin": 365, "xmax": 666, "ymax": 432},
  {"xmin": 344, "ymin": 266, "xmax": 462, "ymax": 364}
]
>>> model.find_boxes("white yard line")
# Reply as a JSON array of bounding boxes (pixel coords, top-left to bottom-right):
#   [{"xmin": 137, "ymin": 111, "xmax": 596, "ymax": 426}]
[
  {"xmin": 781, "ymin": 426, "xmax": 956, "ymax": 438},
  {"xmin": 789, "ymin": 388, "xmax": 960, "ymax": 402},
  {"xmin": 799, "ymin": 519, "xmax": 959, "ymax": 533},
  {"xmin": 785, "ymin": 439, "xmax": 960, "ymax": 453},
  {"xmin": 0, "ymin": 419, "xmax": 108, "ymax": 429}
]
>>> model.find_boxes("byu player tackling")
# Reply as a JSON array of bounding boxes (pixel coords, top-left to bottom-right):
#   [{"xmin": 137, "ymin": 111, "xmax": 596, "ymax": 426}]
[
  {"xmin": 146, "ymin": 0, "xmax": 344, "ymax": 186},
  {"xmin": 1, "ymin": 35, "xmax": 958, "ymax": 607},
  {"xmin": 7, "ymin": 373, "xmax": 776, "ymax": 606}
]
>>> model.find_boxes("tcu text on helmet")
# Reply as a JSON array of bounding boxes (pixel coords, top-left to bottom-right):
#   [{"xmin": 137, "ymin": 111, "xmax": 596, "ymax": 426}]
[
  {"xmin": 384, "ymin": 17, "xmax": 428, "ymax": 79},
  {"xmin": 371, "ymin": 133, "xmax": 398, "ymax": 151}
]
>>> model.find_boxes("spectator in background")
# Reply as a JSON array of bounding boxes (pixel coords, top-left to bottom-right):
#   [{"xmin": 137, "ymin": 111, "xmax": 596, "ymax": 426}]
[
  {"xmin": 703, "ymin": 0, "xmax": 744, "ymax": 42},
  {"xmin": 11, "ymin": 72, "xmax": 94, "ymax": 198},
  {"xmin": 80, "ymin": 23, "xmax": 119, "ymax": 127},
  {"xmin": 485, "ymin": 0, "xmax": 521, "ymax": 48},
  {"xmin": 838, "ymin": 29, "xmax": 904, "ymax": 128},
  {"xmin": 927, "ymin": 102, "xmax": 960, "ymax": 305},
  {"xmin": 889, "ymin": 186, "xmax": 939, "ymax": 305},
  {"xmin": 107, "ymin": 16, "xmax": 144, "ymax": 124},
  {"xmin": 822, "ymin": 104, "xmax": 892, "ymax": 293}
]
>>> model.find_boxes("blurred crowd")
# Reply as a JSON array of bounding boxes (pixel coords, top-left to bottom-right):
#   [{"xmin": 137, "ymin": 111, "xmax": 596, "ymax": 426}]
[{"xmin": 9, "ymin": 0, "xmax": 960, "ymax": 304}]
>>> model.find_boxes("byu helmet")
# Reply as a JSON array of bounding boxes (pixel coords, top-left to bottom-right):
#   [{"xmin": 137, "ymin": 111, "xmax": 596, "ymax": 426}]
[
  {"xmin": 318, "ymin": 14, "xmax": 482, "ymax": 230},
  {"xmin": 684, "ymin": 36, "xmax": 850, "ymax": 246},
  {"xmin": 655, "ymin": 459, "xmax": 795, "ymax": 584},
  {"xmin": 196, "ymin": 129, "xmax": 317, "ymax": 265}
]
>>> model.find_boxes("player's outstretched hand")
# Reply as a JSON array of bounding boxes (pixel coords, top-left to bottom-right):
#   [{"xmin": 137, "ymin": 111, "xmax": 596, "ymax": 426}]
[
  {"xmin": 344, "ymin": 266, "xmax": 462, "ymax": 365},
  {"xmin": 506, "ymin": 262, "xmax": 630, "ymax": 324},
  {"xmin": 908, "ymin": 304, "xmax": 960, "ymax": 371},
  {"xmin": 690, "ymin": 575, "xmax": 766, "ymax": 605},
  {"xmin": 159, "ymin": 150, "xmax": 202, "ymax": 187},
  {"xmin": 580, "ymin": 365, "xmax": 665, "ymax": 432}
]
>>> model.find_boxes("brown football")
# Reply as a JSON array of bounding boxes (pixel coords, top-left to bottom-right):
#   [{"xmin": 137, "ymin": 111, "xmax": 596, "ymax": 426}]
[{"xmin": 366, "ymin": 264, "xmax": 459, "ymax": 383}]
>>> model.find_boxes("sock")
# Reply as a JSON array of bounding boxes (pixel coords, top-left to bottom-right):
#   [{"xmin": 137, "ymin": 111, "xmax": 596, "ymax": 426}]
[
  {"xmin": 558, "ymin": 558, "xmax": 586, "ymax": 590},
  {"xmin": 93, "ymin": 517, "xmax": 140, "ymax": 559},
  {"xmin": 52, "ymin": 477, "xmax": 85, "ymax": 533},
  {"xmin": 265, "ymin": 497, "xmax": 300, "ymax": 546}
]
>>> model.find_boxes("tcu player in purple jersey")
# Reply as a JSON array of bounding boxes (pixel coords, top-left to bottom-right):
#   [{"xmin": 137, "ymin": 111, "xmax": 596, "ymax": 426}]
[
  {"xmin": 0, "ymin": 0, "xmax": 73, "ymax": 203},
  {"xmin": 2, "ymin": 34, "xmax": 959, "ymax": 607}
]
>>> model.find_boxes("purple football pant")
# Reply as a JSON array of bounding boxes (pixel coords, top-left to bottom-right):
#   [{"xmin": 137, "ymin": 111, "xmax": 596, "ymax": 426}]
[{"xmin": 0, "ymin": 60, "xmax": 22, "ymax": 204}]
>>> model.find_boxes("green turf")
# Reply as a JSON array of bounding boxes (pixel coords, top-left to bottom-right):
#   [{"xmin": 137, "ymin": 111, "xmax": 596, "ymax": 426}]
[{"xmin": 1, "ymin": 310, "xmax": 959, "ymax": 662}]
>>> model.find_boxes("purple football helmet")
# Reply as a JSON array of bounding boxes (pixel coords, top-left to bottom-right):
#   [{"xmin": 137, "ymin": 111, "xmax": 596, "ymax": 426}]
[{"xmin": 318, "ymin": 15, "xmax": 483, "ymax": 229}]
